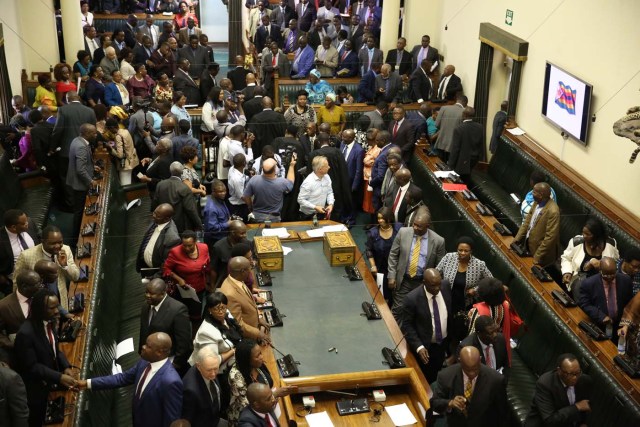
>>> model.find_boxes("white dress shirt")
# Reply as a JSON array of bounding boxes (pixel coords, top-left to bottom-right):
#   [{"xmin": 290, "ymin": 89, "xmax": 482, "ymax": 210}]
[
  {"xmin": 429, "ymin": 291, "xmax": 448, "ymax": 343},
  {"xmin": 226, "ymin": 139, "xmax": 254, "ymax": 163},
  {"xmin": 6, "ymin": 227, "xmax": 34, "ymax": 269},
  {"xmin": 228, "ymin": 167, "xmax": 248, "ymax": 206},
  {"xmin": 87, "ymin": 357, "xmax": 169, "ymax": 394},
  {"xmin": 392, "ymin": 182, "xmax": 410, "ymax": 222},
  {"xmin": 143, "ymin": 221, "xmax": 169, "ymax": 268},
  {"xmin": 17, "ymin": 290, "xmax": 30, "ymax": 318},
  {"xmin": 342, "ymin": 141, "xmax": 355, "ymax": 160},
  {"xmin": 148, "ymin": 294, "xmax": 167, "ymax": 324}
]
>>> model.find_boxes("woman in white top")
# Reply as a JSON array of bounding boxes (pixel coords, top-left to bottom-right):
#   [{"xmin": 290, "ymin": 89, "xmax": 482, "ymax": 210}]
[
  {"xmin": 201, "ymin": 86, "xmax": 225, "ymax": 132},
  {"xmin": 119, "ymin": 48, "xmax": 136, "ymax": 81},
  {"xmin": 81, "ymin": 2, "xmax": 93, "ymax": 28}
]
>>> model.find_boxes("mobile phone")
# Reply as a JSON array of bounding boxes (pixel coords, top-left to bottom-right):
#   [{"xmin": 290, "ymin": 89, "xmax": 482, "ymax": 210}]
[{"xmin": 137, "ymin": 172, "xmax": 144, "ymax": 179}]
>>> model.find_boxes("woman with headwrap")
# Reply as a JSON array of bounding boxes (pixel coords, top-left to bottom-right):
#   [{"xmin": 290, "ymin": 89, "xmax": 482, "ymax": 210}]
[
  {"xmin": 304, "ymin": 69, "xmax": 333, "ymax": 104},
  {"xmin": 316, "ymin": 92, "xmax": 346, "ymax": 135}
]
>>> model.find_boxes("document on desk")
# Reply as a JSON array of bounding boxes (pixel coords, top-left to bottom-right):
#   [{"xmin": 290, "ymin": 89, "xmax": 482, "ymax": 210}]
[
  {"xmin": 306, "ymin": 228, "xmax": 326, "ymax": 238},
  {"xmin": 305, "ymin": 411, "xmax": 334, "ymax": 427},
  {"xmin": 387, "ymin": 403, "xmax": 418, "ymax": 425},
  {"xmin": 115, "ymin": 338, "xmax": 135, "ymax": 359},
  {"xmin": 282, "ymin": 246, "xmax": 293, "ymax": 255},
  {"xmin": 377, "ymin": 273, "xmax": 385, "ymax": 296},
  {"xmin": 434, "ymin": 170, "xmax": 457, "ymax": 179},
  {"xmin": 322, "ymin": 224, "xmax": 348, "ymax": 232},
  {"xmin": 177, "ymin": 284, "xmax": 201, "ymax": 302},
  {"xmin": 262, "ymin": 227, "xmax": 290, "ymax": 238},
  {"xmin": 507, "ymin": 127, "xmax": 526, "ymax": 136}
]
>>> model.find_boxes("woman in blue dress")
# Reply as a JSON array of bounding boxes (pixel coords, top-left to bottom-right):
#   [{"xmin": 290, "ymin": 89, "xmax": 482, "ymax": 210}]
[{"xmin": 365, "ymin": 207, "xmax": 401, "ymax": 306}]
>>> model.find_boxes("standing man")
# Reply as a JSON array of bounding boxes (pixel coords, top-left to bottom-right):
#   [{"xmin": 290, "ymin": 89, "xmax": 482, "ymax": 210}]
[
  {"xmin": 375, "ymin": 64, "xmax": 402, "ymax": 104},
  {"xmin": 139, "ymin": 14, "xmax": 161, "ymax": 50},
  {"xmin": 434, "ymin": 94, "xmax": 465, "ymax": 161},
  {"xmin": 513, "ymin": 182, "xmax": 561, "ymax": 270},
  {"xmin": 525, "ymin": 354, "xmax": 592, "ymax": 427},
  {"xmin": 139, "ymin": 278, "xmax": 192, "ymax": 376},
  {"xmin": 410, "ymin": 35, "xmax": 439, "ymax": 72},
  {"xmin": 358, "ymin": 36, "xmax": 383, "ymax": 76},
  {"xmin": 385, "ymin": 37, "xmax": 413, "ymax": 77},
  {"xmin": 152, "ymin": 162, "xmax": 202, "ymax": 233},
  {"xmin": 182, "ymin": 345, "xmax": 223, "ymax": 427},
  {"xmin": 0, "ymin": 209, "xmax": 39, "ymax": 293},
  {"xmin": 227, "ymin": 56, "xmax": 250, "ymax": 91},
  {"xmin": 177, "ymin": 35, "xmax": 211, "ymax": 79},
  {"xmin": 384, "ymin": 168, "xmax": 419, "ymax": 224},
  {"xmin": 363, "ymin": 101, "xmax": 388, "ymax": 130},
  {"xmin": 262, "ymin": 42, "xmax": 291, "ymax": 99},
  {"xmin": 369, "ymin": 131, "xmax": 396, "ymax": 210},
  {"xmin": 136, "ymin": 203, "xmax": 181, "ymax": 279},
  {"xmin": 389, "ymin": 106, "xmax": 416, "ymax": 164},
  {"xmin": 77, "ymin": 333, "xmax": 183, "ymax": 427},
  {"xmin": 0, "ymin": 270, "xmax": 42, "ymax": 350},
  {"xmin": 0, "ymin": 347, "xmax": 29, "ymax": 426},
  {"xmin": 435, "ymin": 64, "xmax": 463, "ymax": 101},
  {"xmin": 248, "ymin": 97, "xmax": 287, "ymax": 156},
  {"xmin": 400, "ymin": 268, "xmax": 452, "ymax": 383},
  {"xmin": 239, "ymin": 383, "xmax": 280, "ymax": 426},
  {"xmin": 66, "ymin": 124, "xmax": 100, "ymax": 249},
  {"xmin": 290, "ymin": 35, "xmax": 315, "ymax": 79},
  {"xmin": 174, "ymin": 60, "xmax": 202, "ymax": 105},
  {"xmin": 489, "ymin": 101, "xmax": 509, "ymax": 154},
  {"xmin": 408, "ymin": 59, "xmax": 433, "ymax": 104},
  {"xmin": 458, "ymin": 315, "xmax": 509, "ymax": 374},
  {"xmin": 448, "ymin": 107, "xmax": 484, "ymax": 183},
  {"xmin": 243, "ymin": 158, "xmax": 296, "ymax": 223},
  {"xmin": 211, "ymin": 220, "xmax": 248, "ymax": 287},
  {"xmin": 298, "ymin": 155, "xmax": 335, "ymax": 220},
  {"xmin": 388, "ymin": 210, "xmax": 446, "ymax": 319},
  {"xmin": 296, "ymin": 0, "xmax": 317, "ymax": 33},
  {"xmin": 430, "ymin": 346, "xmax": 509, "ymax": 427},
  {"xmin": 340, "ymin": 129, "xmax": 364, "ymax": 225}
]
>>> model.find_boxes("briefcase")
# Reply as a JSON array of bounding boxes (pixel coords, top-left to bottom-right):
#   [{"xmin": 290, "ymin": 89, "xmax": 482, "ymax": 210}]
[
  {"xmin": 323, "ymin": 231, "xmax": 356, "ymax": 267},
  {"xmin": 254, "ymin": 236, "xmax": 284, "ymax": 271}
]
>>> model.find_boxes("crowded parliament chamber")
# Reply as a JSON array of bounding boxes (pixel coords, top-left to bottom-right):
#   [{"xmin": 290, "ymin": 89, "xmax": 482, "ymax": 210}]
[{"xmin": 1, "ymin": 0, "xmax": 640, "ymax": 426}]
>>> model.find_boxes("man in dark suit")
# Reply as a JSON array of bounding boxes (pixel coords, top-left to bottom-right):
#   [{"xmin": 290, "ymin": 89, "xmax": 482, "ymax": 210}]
[
  {"xmin": 400, "ymin": 268, "xmax": 452, "ymax": 383},
  {"xmin": 255, "ymin": 15, "xmax": 283, "ymax": 53},
  {"xmin": 243, "ymin": 87, "xmax": 266, "ymax": 124},
  {"xmin": 578, "ymin": 257, "xmax": 633, "ymax": 339},
  {"xmin": 296, "ymin": 0, "xmax": 316, "ymax": 33},
  {"xmin": 141, "ymin": 137, "xmax": 174, "ymax": 197},
  {"xmin": 0, "ymin": 209, "xmax": 39, "ymax": 293},
  {"xmin": 389, "ymin": 106, "xmax": 416, "ymax": 164},
  {"xmin": 435, "ymin": 64, "xmax": 463, "ymax": 101},
  {"xmin": 261, "ymin": 43, "xmax": 290, "ymax": 99},
  {"xmin": 458, "ymin": 315, "xmax": 509, "ymax": 374},
  {"xmin": 388, "ymin": 211, "xmax": 446, "ymax": 320},
  {"xmin": 0, "ymin": 270, "xmax": 41, "ymax": 350},
  {"xmin": 248, "ymin": 97, "xmax": 288, "ymax": 156},
  {"xmin": 123, "ymin": 15, "xmax": 139, "ymax": 48},
  {"xmin": 241, "ymin": 73, "xmax": 259, "ymax": 102},
  {"xmin": 375, "ymin": 64, "xmax": 402, "ymax": 104},
  {"xmin": 139, "ymin": 278, "xmax": 192, "ymax": 375},
  {"xmin": 78, "ymin": 332, "xmax": 183, "ymax": 427},
  {"xmin": 14, "ymin": 289, "xmax": 77, "ymax": 427},
  {"xmin": 200, "ymin": 63, "xmax": 221, "ymax": 103},
  {"xmin": 385, "ymin": 37, "xmax": 413, "ymax": 77},
  {"xmin": 339, "ymin": 129, "xmax": 364, "ymax": 225},
  {"xmin": 51, "ymin": 91, "xmax": 97, "ymax": 209},
  {"xmin": 490, "ymin": 100, "xmax": 509, "ymax": 154},
  {"xmin": 177, "ymin": 35, "xmax": 211, "ymax": 79},
  {"xmin": 182, "ymin": 345, "xmax": 222, "ymax": 427},
  {"xmin": 282, "ymin": 19, "xmax": 300, "ymax": 54},
  {"xmin": 238, "ymin": 383, "xmax": 281, "ymax": 427},
  {"xmin": 383, "ymin": 168, "xmax": 420, "ymax": 225},
  {"xmin": 431, "ymin": 346, "xmax": 509, "ymax": 427},
  {"xmin": 336, "ymin": 39, "xmax": 359, "ymax": 77},
  {"xmin": 66, "ymin": 124, "xmax": 100, "ymax": 248},
  {"xmin": 137, "ymin": 203, "xmax": 181, "ymax": 278},
  {"xmin": 356, "ymin": 61, "xmax": 381, "ymax": 103},
  {"xmin": 525, "ymin": 353, "xmax": 592, "ymax": 427},
  {"xmin": 133, "ymin": 35, "xmax": 154, "ymax": 66},
  {"xmin": 227, "ymin": 55, "xmax": 251, "ymax": 91},
  {"xmin": 408, "ymin": 59, "xmax": 433, "ymax": 103},
  {"xmin": 27, "ymin": 109, "xmax": 56, "ymax": 177},
  {"xmin": 152, "ymin": 162, "xmax": 202, "ymax": 233},
  {"xmin": 363, "ymin": 101, "xmax": 388, "ymax": 130},
  {"xmin": 448, "ymin": 107, "xmax": 484, "ymax": 183},
  {"xmin": 410, "ymin": 34, "xmax": 439, "ymax": 72},
  {"xmin": 173, "ymin": 59, "xmax": 202, "ymax": 106},
  {"xmin": 0, "ymin": 347, "xmax": 29, "ymax": 426}
]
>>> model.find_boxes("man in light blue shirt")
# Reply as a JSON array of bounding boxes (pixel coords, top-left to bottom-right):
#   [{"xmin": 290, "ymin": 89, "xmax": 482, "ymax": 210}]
[{"xmin": 298, "ymin": 155, "xmax": 335, "ymax": 220}]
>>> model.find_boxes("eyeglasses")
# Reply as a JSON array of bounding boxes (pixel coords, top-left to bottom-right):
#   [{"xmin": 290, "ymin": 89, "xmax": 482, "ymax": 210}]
[
  {"xmin": 211, "ymin": 305, "xmax": 227, "ymax": 312},
  {"xmin": 559, "ymin": 368, "xmax": 581, "ymax": 378}
]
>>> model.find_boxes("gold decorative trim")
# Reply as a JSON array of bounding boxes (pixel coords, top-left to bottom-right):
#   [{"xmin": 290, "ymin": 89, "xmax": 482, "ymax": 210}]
[{"xmin": 479, "ymin": 36, "xmax": 528, "ymax": 61}]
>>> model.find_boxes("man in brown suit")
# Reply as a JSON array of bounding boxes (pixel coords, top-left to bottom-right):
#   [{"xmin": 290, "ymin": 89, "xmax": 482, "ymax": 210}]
[
  {"xmin": 513, "ymin": 182, "xmax": 560, "ymax": 268},
  {"xmin": 0, "ymin": 270, "xmax": 42, "ymax": 350},
  {"xmin": 220, "ymin": 257, "xmax": 270, "ymax": 342}
]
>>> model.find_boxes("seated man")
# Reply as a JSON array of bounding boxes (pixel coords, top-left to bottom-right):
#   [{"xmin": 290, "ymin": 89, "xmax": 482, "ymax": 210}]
[
  {"xmin": 525, "ymin": 353, "xmax": 593, "ymax": 427},
  {"xmin": 297, "ymin": 155, "xmax": 335, "ymax": 221},
  {"xmin": 136, "ymin": 203, "xmax": 181, "ymax": 279},
  {"xmin": 458, "ymin": 315, "xmax": 509, "ymax": 374},
  {"xmin": 0, "ymin": 270, "xmax": 42, "ymax": 350},
  {"xmin": 618, "ymin": 248, "xmax": 640, "ymax": 296}
]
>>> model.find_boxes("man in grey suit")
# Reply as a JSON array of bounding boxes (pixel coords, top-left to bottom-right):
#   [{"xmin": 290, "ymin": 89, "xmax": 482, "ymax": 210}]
[
  {"xmin": 136, "ymin": 203, "xmax": 181, "ymax": 278},
  {"xmin": 375, "ymin": 64, "xmax": 402, "ymax": 103},
  {"xmin": 358, "ymin": 36, "xmax": 383, "ymax": 76},
  {"xmin": 138, "ymin": 14, "xmax": 161, "ymax": 50},
  {"xmin": 0, "ymin": 270, "xmax": 42, "ymax": 350},
  {"xmin": 152, "ymin": 162, "xmax": 202, "ymax": 233},
  {"xmin": 388, "ymin": 208, "xmax": 446, "ymax": 320},
  {"xmin": 177, "ymin": 34, "xmax": 211, "ymax": 79},
  {"xmin": 51, "ymin": 91, "xmax": 97, "ymax": 209},
  {"xmin": 434, "ymin": 94, "xmax": 466, "ymax": 162},
  {"xmin": 0, "ymin": 347, "xmax": 29, "ymax": 426},
  {"xmin": 66, "ymin": 124, "xmax": 100, "ymax": 248},
  {"xmin": 363, "ymin": 101, "xmax": 388, "ymax": 130}
]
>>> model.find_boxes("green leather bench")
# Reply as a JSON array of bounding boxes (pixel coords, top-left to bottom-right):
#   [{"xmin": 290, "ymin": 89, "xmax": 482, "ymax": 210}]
[
  {"xmin": 277, "ymin": 78, "xmax": 361, "ymax": 108},
  {"xmin": 410, "ymin": 156, "xmax": 640, "ymax": 426},
  {"xmin": 93, "ymin": 18, "xmax": 171, "ymax": 35}
]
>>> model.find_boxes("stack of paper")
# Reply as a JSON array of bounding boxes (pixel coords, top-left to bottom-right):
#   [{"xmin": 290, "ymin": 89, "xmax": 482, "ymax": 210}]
[
  {"xmin": 262, "ymin": 228, "xmax": 290, "ymax": 238},
  {"xmin": 387, "ymin": 403, "xmax": 418, "ymax": 425}
]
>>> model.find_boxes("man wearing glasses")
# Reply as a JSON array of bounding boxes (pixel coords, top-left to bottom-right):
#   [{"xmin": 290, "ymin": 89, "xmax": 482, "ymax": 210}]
[{"xmin": 525, "ymin": 353, "xmax": 593, "ymax": 426}]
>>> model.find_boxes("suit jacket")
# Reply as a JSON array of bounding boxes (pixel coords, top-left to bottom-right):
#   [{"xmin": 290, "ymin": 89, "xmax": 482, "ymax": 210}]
[
  {"xmin": 178, "ymin": 26, "xmax": 202, "ymax": 47},
  {"xmin": 133, "ymin": 44, "xmax": 154, "ymax": 67},
  {"xmin": 0, "ymin": 365, "xmax": 29, "ymax": 427},
  {"xmin": 14, "ymin": 244, "xmax": 78, "ymax": 312},
  {"xmin": 220, "ymin": 276, "xmax": 261, "ymax": 339},
  {"xmin": 173, "ymin": 69, "xmax": 202, "ymax": 105},
  {"xmin": 177, "ymin": 45, "xmax": 211, "ymax": 78},
  {"xmin": 358, "ymin": 47, "xmax": 383, "ymax": 75},
  {"xmin": 514, "ymin": 199, "xmax": 560, "ymax": 267},
  {"xmin": 369, "ymin": 143, "xmax": 397, "ymax": 207},
  {"xmin": 408, "ymin": 66, "xmax": 432, "ymax": 102},
  {"xmin": 384, "ymin": 182, "xmax": 420, "ymax": 224},
  {"xmin": 150, "ymin": 50, "xmax": 175, "ymax": 79},
  {"xmin": 139, "ymin": 24, "xmax": 161, "ymax": 49},
  {"xmin": 136, "ymin": 220, "xmax": 181, "ymax": 272},
  {"xmin": 199, "ymin": 70, "xmax": 218, "ymax": 103},
  {"xmin": 244, "ymin": 96, "xmax": 265, "ymax": 124},
  {"xmin": 458, "ymin": 333, "xmax": 509, "ymax": 372},
  {"xmin": 578, "ymin": 272, "xmax": 633, "ymax": 331},
  {"xmin": 152, "ymin": 177, "xmax": 202, "ymax": 232},
  {"xmin": 255, "ymin": 24, "xmax": 283, "ymax": 53},
  {"xmin": 124, "ymin": 23, "xmax": 138, "ymax": 48},
  {"xmin": 385, "ymin": 49, "xmax": 413, "ymax": 76},
  {"xmin": 296, "ymin": 2, "xmax": 316, "ymax": 32},
  {"xmin": 410, "ymin": 45, "xmax": 439, "ymax": 71},
  {"xmin": 66, "ymin": 137, "xmax": 94, "ymax": 191},
  {"xmin": 0, "ymin": 223, "xmax": 39, "ymax": 283},
  {"xmin": 91, "ymin": 359, "xmax": 183, "ymax": 427},
  {"xmin": 51, "ymin": 102, "xmax": 97, "ymax": 157},
  {"xmin": 248, "ymin": 110, "xmax": 287, "ymax": 155},
  {"xmin": 431, "ymin": 364, "xmax": 509, "ymax": 427},
  {"xmin": 400, "ymin": 280, "xmax": 452, "ymax": 352},
  {"xmin": 238, "ymin": 406, "xmax": 281, "ymax": 427},
  {"xmin": 0, "ymin": 293, "xmax": 26, "ymax": 349},
  {"xmin": 290, "ymin": 45, "xmax": 315, "ymax": 79},
  {"xmin": 336, "ymin": 49, "xmax": 359, "ymax": 77},
  {"xmin": 261, "ymin": 51, "xmax": 290, "ymax": 96},
  {"xmin": 146, "ymin": 154, "xmax": 173, "ymax": 193},
  {"xmin": 389, "ymin": 119, "xmax": 416, "ymax": 163},
  {"xmin": 356, "ymin": 69, "xmax": 377, "ymax": 102},
  {"xmin": 375, "ymin": 73, "xmax": 402, "ymax": 103},
  {"xmin": 139, "ymin": 296, "xmax": 192, "ymax": 371},
  {"xmin": 448, "ymin": 120, "xmax": 484, "ymax": 176},
  {"xmin": 340, "ymin": 142, "xmax": 364, "ymax": 192},
  {"xmin": 387, "ymin": 227, "xmax": 446, "ymax": 285},
  {"xmin": 436, "ymin": 73, "xmax": 463, "ymax": 100},
  {"xmin": 29, "ymin": 121, "xmax": 55, "ymax": 169},
  {"xmin": 525, "ymin": 370, "xmax": 592, "ymax": 427},
  {"xmin": 307, "ymin": 29, "xmax": 322, "ymax": 51},
  {"xmin": 248, "ymin": 8, "xmax": 272, "ymax": 40},
  {"xmin": 434, "ymin": 102, "xmax": 464, "ymax": 153},
  {"xmin": 314, "ymin": 45, "xmax": 339, "ymax": 77},
  {"xmin": 182, "ymin": 366, "xmax": 221, "ymax": 427},
  {"xmin": 363, "ymin": 110, "xmax": 386, "ymax": 130},
  {"xmin": 227, "ymin": 66, "xmax": 251, "ymax": 91},
  {"xmin": 282, "ymin": 28, "xmax": 300, "ymax": 53},
  {"xmin": 490, "ymin": 110, "xmax": 508, "ymax": 154}
]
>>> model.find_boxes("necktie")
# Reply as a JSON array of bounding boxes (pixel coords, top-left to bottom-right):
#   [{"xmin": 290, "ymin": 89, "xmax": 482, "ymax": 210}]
[
  {"xmin": 135, "ymin": 364, "xmax": 152, "ymax": 399},
  {"xmin": 397, "ymin": 50, "xmax": 402, "ymax": 66},
  {"xmin": 432, "ymin": 295, "xmax": 443, "ymax": 343},
  {"xmin": 149, "ymin": 307, "xmax": 156, "ymax": 325},
  {"xmin": 341, "ymin": 50, "xmax": 348, "ymax": 62},
  {"xmin": 385, "ymin": 78, "xmax": 390, "ymax": 93},
  {"xmin": 606, "ymin": 283, "xmax": 617, "ymax": 318},
  {"xmin": 286, "ymin": 33, "xmax": 293, "ymax": 51},
  {"xmin": 485, "ymin": 344, "xmax": 493, "ymax": 369},
  {"xmin": 26, "ymin": 297, "xmax": 32, "ymax": 318},
  {"xmin": 392, "ymin": 188, "xmax": 402, "ymax": 212},
  {"xmin": 18, "ymin": 233, "xmax": 28, "ymax": 250},
  {"xmin": 46, "ymin": 322, "xmax": 55, "ymax": 352},
  {"xmin": 141, "ymin": 223, "xmax": 158, "ymax": 251},
  {"xmin": 464, "ymin": 378, "xmax": 473, "ymax": 401},
  {"xmin": 265, "ymin": 414, "xmax": 274, "ymax": 427},
  {"xmin": 342, "ymin": 144, "xmax": 348, "ymax": 159},
  {"xmin": 272, "ymin": 55, "xmax": 277, "ymax": 66},
  {"xmin": 438, "ymin": 76, "xmax": 447, "ymax": 99},
  {"xmin": 393, "ymin": 121, "xmax": 399, "ymax": 138},
  {"xmin": 408, "ymin": 237, "xmax": 421, "ymax": 277},
  {"xmin": 209, "ymin": 380, "xmax": 220, "ymax": 409}
]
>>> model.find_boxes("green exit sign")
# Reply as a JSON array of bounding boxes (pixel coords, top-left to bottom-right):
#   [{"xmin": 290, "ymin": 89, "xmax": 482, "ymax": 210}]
[{"xmin": 505, "ymin": 9, "xmax": 514, "ymax": 26}]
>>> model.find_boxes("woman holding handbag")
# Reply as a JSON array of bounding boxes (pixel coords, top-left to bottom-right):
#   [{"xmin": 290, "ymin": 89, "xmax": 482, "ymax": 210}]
[{"xmin": 105, "ymin": 118, "xmax": 139, "ymax": 185}]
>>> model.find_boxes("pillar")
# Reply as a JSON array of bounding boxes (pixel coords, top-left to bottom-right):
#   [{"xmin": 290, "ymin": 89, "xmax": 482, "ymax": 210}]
[
  {"xmin": 379, "ymin": 0, "xmax": 401, "ymax": 54},
  {"xmin": 229, "ymin": 0, "xmax": 244, "ymax": 59},
  {"xmin": 60, "ymin": 0, "xmax": 85, "ymax": 67},
  {"xmin": 473, "ymin": 42, "xmax": 494, "ymax": 161}
]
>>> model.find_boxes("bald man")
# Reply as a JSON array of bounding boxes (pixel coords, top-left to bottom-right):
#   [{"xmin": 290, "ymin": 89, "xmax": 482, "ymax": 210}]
[
  {"xmin": 239, "ymin": 383, "xmax": 279, "ymax": 426},
  {"xmin": 137, "ymin": 203, "xmax": 181, "ymax": 277},
  {"xmin": 78, "ymin": 332, "xmax": 183, "ymax": 427},
  {"xmin": 219, "ymin": 257, "xmax": 270, "ymax": 341},
  {"xmin": 243, "ymin": 156, "xmax": 297, "ymax": 223},
  {"xmin": 212, "ymin": 220, "xmax": 249, "ymax": 286},
  {"xmin": 447, "ymin": 106, "xmax": 484, "ymax": 183},
  {"xmin": 383, "ymin": 168, "xmax": 420, "ymax": 223},
  {"xmin": 435, "ymin": 64, "xmax": 463, "ymax": 101},
  {"xmin": 513, "ymin": 182, "xmax": 560, "ymax": 268},
  {"xmin": 0, "ymin": 270, "xmax": 42, "ymax": 349},
  {"xmin": 34, "ymin": 259, "xmax": 75, "ymax": 321},
  {"xmin": 242, "ymin": 73, "xmax": 259, "ymax": 101},
  {"xmin": 248, "ymin": 96, "xmax": 288, "ymax": 155},
  {"xmin": 431, "ymin": 346, "xmax": 509, "ymax": 427}
]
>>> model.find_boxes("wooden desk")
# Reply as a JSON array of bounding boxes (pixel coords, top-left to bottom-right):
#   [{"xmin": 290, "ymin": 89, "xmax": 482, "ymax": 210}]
[
  {"xmin": 248, "ymin": 221, "xmax": 431, "ymax": 426},
  {"xmin": 415, "ymin": 148, "xmax": 640, "ymax": 406}
]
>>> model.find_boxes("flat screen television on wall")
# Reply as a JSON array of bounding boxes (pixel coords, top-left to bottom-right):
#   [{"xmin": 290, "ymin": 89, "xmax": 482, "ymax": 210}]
[{"xmin": 541, "ymin": 62, "xmax": 593, "ymax": 145}]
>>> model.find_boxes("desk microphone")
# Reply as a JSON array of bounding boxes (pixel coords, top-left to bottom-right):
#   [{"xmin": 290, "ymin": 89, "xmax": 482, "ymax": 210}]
[
  {"xmin": 382, "ymin": 334, "xmax": 407, "ymax": 369},
  {"xmin": 269, "ymin": 343, "xmax": 300, "ymax": 378},
  {"xmin": 345, "ymin": 244, "xmax": 364, "ymax": 281},
  {"xmin": 361, "ymin": 284, "xmax": 382, "ymax": 320},
  {"xmin": 462, "ymin": 179, "xmax": 487, "ymax": 201}
]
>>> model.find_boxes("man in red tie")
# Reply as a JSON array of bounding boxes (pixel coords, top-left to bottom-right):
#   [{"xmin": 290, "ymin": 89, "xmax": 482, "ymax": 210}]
[
  {"xmin": 459, "ymin": 315, "xmax": 509, "ymax": 374},
  {"xmin": 238, "ymin": 383, "xmax": 281, "ymax": 426},
  {"xmin": 388, "ymin": 106, "xmax": 416, "ymax": 163}
]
